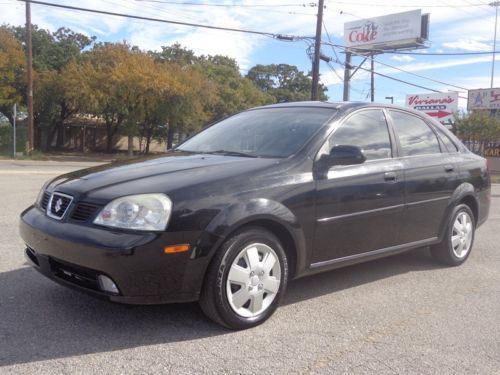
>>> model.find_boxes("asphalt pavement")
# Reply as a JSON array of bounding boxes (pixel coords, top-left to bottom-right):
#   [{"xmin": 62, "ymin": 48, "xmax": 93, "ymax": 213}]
[{"xmin": 1, "ymin": 159, "xmax": 499, "ymax": 374}]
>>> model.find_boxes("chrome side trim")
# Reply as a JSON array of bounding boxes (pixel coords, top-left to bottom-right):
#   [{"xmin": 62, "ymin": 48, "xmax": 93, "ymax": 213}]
[
  {"xmin": 317, "ymin": 203, "xmax": 404, "ymax": 223},
  {"xmin": 406, "ymin": 196, "xmax": 450, "ymax": 206},
  {"xmin": 310, "ymin": 237, "xmax": 438, "ymax": 269},
  {"xmin": 317, "ymin": 196, "xmax": 451, "ymax": 223}
]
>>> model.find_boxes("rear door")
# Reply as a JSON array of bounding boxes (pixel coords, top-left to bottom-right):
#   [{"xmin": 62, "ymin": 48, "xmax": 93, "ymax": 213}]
[
  {"xmin": 387, "ymin": 110, "xmax": 458, "ymax": 243},
  {"xmin": 312, "ymin": 108, "xmax": 405, "ymax": 264}
]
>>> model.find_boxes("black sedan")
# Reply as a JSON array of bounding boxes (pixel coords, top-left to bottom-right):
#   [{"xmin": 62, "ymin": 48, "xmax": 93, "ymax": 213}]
[{"xmin": 20, "ymin": 102, "xmax": 490, "ymax": 329}]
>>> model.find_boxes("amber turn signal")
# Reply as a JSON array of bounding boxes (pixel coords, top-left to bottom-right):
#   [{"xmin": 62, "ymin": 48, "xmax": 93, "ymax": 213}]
[{"xmin": 164, "ymin": 244, "xmax": 190, "ymax": 254}]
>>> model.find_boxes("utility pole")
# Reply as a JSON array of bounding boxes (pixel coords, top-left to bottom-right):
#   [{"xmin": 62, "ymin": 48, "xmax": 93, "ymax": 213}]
[
  {"xmin": 26, "ymin": 0, "xmax": 34, "ymax": 153},
  {"xmin": 490, "ymin": 1, "xmax": 499, "ymax": 88},
  {"xmin": 343, "ymin": 51, "xmax": 351, "ymax": 101},
  {"xmin": 311, "ymin": 0, "xmax": 325, "ymax": 101},
  {"xmin": 13, "ymin": 103, "xmax": 17, "ymax": 158},
  {"xmin": 370, "ymin": 53, "xmax": 375, "ymax": 102}
]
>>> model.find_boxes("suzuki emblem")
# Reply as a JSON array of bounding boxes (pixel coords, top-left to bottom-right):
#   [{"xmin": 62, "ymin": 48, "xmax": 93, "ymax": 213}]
[{"xmin": 55, "ymin": 198, "xmax": 63, "ymax": 213}]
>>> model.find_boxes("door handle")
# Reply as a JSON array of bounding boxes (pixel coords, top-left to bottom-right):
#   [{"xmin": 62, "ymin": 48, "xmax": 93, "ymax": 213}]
[
  {"xmin": 384, "ymin": 172, "xmax": 397, "ymax": 182},
  {"xmin": 444, "ymin": 165, "xmax": 454, "ymax": 173}
]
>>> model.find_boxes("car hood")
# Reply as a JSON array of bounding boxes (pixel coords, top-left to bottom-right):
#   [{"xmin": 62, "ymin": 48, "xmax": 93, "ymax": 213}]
[{"xmin": 46, "ymin": 152, "xmax": 280, "ymax": 201}]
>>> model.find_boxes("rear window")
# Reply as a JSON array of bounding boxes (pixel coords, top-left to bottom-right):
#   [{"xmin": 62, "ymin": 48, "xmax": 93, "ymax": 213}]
[{"xmin": 389, "ymin": 110, "xmax": 441, "ymax": 156}]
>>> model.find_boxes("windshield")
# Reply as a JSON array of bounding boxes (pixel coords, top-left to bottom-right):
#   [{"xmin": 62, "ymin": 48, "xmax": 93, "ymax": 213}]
[{"xmin": 177, "ymin": 107, "xmax": 336, "ymax": 158}]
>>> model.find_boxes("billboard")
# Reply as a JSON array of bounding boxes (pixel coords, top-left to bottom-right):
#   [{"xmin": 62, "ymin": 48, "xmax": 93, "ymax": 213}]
[
  {"xmin": 344, "ymin": 10, "xmax": 427, "ymax": 51},
  {"xmin": 467, "ymin": 88, "xmax": 500, "ymax": 110},
  {"xmin": 406, "ymin": 92, "xmax": 458, "ymax": 124}
]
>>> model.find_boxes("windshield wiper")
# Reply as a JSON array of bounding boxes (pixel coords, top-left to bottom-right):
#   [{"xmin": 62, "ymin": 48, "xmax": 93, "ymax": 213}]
[{"xmin": 205, "ymin": 150, "xmax": 258, "ymax": 158}]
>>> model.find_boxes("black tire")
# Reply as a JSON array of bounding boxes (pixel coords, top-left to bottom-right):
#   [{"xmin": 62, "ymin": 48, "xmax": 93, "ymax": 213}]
[
  {"xmin": 199, "ymin": 227, "xmax": 289, "ymax": 330},
  {"xmin": 431, "ymin": 204, "xmax": 475, "ymax": 266}
]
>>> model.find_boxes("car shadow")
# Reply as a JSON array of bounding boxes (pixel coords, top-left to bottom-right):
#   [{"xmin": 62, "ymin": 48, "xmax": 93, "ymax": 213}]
[
  {"xmin": 0, "ymin": 247, "xmax": 441, "ymax": 367},
  {"xmin": 283, "ymin": 247, "xmax": 441, "ymax": 306}
]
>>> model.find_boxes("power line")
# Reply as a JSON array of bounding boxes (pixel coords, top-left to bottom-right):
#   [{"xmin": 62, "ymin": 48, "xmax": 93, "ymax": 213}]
[
  {"xmin": 336, "ymin": 46, "xmax": 470, "ymax": 91},
  {"xmin": 331, "ymin": 57, "xmax": 468, "ymax": 99},
  {"xmin": 322, "ymin": 22, "xmax": 343, "ymax": 82},
  {"xmin": 384, "ymin": 50, "xmax": 495, "ymax": 56},
  {"xmin": 128, "ymin": 0, "xmax": 316, "ymax": 17},
  {"xmin": 325, "ymin": 43, "xmax": 471, "ymax": 95},
  {"xmin": 134, "ymin": 0, "xmax": 309, "ymax": 8},
  {"xmin": 18, "ymin": 0, "xmax": 309, "ymax": 40},
  {"xmin": 328, "ymin": 0, "xmax": 492, "ymax": 8}
]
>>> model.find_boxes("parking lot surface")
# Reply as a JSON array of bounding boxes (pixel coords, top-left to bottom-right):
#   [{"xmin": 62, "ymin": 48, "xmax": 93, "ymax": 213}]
[{"xmin": 1, "ymin": 160, "xmax": 499, "ymax": 374}]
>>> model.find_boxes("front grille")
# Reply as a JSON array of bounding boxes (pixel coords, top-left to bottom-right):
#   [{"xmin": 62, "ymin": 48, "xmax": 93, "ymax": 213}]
[
  {"xmin": 49, "ymin": 257, "xmax": 100, "ymax": 292},
  {"xmin": 47, "ymin": 192, "xmax": 73, "ymax": 220},
  {"xmin": 41, "ymin": 191, "xmax": 51, "ymax": 210},
  {"xmin": 70, "ymin": 203, "xmax": 100, "ymax": 222}
]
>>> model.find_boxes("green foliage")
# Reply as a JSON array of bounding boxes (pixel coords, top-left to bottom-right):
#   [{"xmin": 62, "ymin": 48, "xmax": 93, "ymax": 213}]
[
  {"xmin": 0, "ymin": 124, "xmax": 27, "ymax": 155},
  {"xmin": 0, "ymin": 26, "xmax": 25, "ymax": 126},
  {"xmin": 200, "ymin": 56, "xmax": 272, "ymax": 122},
  {"xmin": 246, "ymin": 63, "xmax": 328, "ymax": 103},
  {"xmin": 1, "ymin": 23, "xmax": 325, "ymax": 154},
  {"xmin": 10, "ymin": 25, "xmax": 95, "ymax": 71},
  {"xmin": 455, "ymin": 110, "xmax": 500, "ymax": 156}
]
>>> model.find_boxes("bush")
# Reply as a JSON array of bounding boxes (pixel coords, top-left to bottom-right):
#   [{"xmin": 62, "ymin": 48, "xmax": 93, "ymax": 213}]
[{"xmin": 0, "ymin": 125, "xmax": 27, "ymax": 156}]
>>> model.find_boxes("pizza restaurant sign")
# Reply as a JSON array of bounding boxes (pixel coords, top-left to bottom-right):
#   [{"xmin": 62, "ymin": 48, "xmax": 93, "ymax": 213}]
[{"xmin": 405, "ymin": 92, "xmax": 458, "ymax": 124}]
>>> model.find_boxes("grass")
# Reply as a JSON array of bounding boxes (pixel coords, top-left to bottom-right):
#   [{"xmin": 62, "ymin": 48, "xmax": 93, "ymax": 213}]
[{"xmin": 491, "ymin": 175, "xmax": 500, "ymax": 184}]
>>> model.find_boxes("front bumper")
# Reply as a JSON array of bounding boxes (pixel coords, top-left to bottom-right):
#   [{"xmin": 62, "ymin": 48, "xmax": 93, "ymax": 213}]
[{"xmin": 20, "ymin": 206, "xmax": 209, "ymax": 304}]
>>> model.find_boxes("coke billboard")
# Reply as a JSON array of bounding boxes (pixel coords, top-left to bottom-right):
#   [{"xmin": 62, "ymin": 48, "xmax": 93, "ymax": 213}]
[{"xmin": 344, "ymin": 10, "xmax": 426, "ymax": 51}]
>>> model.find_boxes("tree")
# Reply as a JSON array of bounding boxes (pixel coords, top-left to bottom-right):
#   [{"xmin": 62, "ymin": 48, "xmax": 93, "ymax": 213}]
[
  {"xmin": 455, "ymin": 110, "xmax": 500, "ymax": 156},
  {"xmin": 150, "ymin": 43, "xmax": 197, "ymax": 66},
  {"xmin": 34, "ymin": 62, "xmax": 87, "ymax": 150},
  {"xmin": 11, "ymin": 25, "xmax": 95, "ymax": 72},
  {"xmin": 199, "ymin": 55, "xmax": 272, "ymax": 122},
  {"xmin": 82, "ymin": 43, "xmax": 184, "ymax": 153},
  {"xmin": 246, "ymin": 63, "xmax": 328, "ymax": 103},
  {"xmin": 0, "ymin": 26, "xmax": 25, "ymax": 126}
]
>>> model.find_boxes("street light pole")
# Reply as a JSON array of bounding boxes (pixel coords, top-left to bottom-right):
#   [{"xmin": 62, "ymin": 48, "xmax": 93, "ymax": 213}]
[
  {"xmin": 385, "ymin": 96, "xmax": 394, "ymax": 104},
  {"xmin": 491, "ymin": 1, "xmax": 500, "ymax": 88}
]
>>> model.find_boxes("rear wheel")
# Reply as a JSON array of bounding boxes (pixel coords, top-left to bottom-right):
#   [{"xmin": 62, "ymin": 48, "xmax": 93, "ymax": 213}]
[
  {"xmin": 199, "ymin": 227, "xmax": 288, "ymax": 329},
  {"xmin": 431, "ymin": 204, "xmax": 475, "ymax": 266}
]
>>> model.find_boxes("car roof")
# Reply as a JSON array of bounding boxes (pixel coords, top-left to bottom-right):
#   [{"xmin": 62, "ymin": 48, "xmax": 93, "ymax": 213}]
[
  {"xmin": 248, "ymin": 101, "xmax": 414, "ymax": 112},
  {"xmin": 248, "ymin": 101, "xmax": 440, "ymax": 119}
]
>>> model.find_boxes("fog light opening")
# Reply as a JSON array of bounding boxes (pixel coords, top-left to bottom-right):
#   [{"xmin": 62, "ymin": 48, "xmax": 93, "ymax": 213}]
[{"xmin": 97, "ymin": 275, "xmax": 120, "ymax": 294}]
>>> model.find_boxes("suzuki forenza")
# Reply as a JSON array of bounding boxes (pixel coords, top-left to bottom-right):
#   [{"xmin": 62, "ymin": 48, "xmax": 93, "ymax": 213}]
[{"xmin": 20, "ymin": 102, "xmax": 490, "ymax": 329}]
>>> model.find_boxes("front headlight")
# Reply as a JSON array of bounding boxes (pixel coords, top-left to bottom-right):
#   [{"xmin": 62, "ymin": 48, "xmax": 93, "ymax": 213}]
[{"xmin": 93, "ymin": 194, "xmax": 172, "ymax": 231}]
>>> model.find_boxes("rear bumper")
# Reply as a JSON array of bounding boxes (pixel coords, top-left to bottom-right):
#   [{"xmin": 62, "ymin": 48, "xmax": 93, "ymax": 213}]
[{"xmin": 20, "ymin": 206, "xmax": 212, "ymax": 304}]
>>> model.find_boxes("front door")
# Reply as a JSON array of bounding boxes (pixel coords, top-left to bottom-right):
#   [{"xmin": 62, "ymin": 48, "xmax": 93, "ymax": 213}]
[{"xmin": 312, "ymin": 109, "xmax": 405, "ymax": 264}]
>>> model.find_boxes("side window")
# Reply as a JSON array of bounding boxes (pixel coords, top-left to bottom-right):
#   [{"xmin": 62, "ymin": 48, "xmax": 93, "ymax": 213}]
[
  {"xmin": 436, "ymin": 130, "xmax": 459, "ymax": 153},
  {"xmin": 329, "ymin": 109, "xmax": 392, "ymax": 160},
  {"xmin": 389, "ymin": 111, "xmax": 441, "ymax": 156}
]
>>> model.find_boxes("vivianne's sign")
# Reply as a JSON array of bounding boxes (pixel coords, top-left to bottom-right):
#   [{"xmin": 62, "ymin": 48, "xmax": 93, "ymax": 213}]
[
  {"xmin": 405, "ymin": 92, "xmax": 458, "ymax": 124},
  {"xmin": 344, "ymin": 10, "xmax": 424, "ymax": 50}
]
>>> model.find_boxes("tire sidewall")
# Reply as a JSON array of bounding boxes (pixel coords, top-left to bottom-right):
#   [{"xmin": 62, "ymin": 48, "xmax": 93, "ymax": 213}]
[
  {"xmin": 445, "ymin": 204, "xmax": 475, "ymax": 265},
  {"xmin": 214, "ymin": 228, "xmax": 288, "ymax": 329}
]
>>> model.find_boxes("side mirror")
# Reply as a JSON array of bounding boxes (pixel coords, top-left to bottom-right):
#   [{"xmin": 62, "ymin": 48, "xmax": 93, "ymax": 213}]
[{"xmin": 328, "ymin": 145, "xmax": 366, "ymax": 166}]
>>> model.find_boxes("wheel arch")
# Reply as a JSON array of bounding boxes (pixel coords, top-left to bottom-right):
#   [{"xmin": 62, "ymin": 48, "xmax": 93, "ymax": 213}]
[
  {"xmin": 438, "ymin": 183, "xmax": 479, "ymax": 241},
  {"xmin": 199, "ymin": 199, "xmax": 307, "ymax": 280}
]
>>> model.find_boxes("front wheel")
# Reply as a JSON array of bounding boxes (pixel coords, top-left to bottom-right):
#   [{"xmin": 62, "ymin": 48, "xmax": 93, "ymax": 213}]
[
  {"xmin": 199, "ymin": 227, "xmax": 288, "ymax": 329},
  {"xmin": 431, "ymin": 204, "xmax": 475, "ymax": 266}
]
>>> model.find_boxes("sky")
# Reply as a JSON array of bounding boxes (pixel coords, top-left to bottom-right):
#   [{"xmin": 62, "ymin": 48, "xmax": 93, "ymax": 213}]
[{"xmin": 1, "ymin": 0, "xmax": 498, "ymax": 110}]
